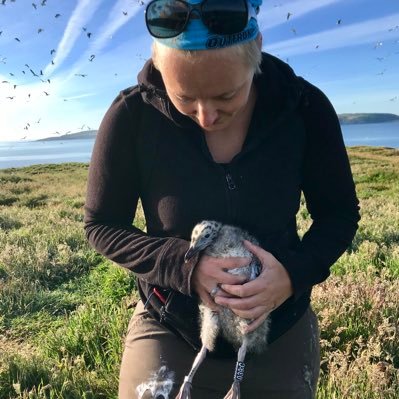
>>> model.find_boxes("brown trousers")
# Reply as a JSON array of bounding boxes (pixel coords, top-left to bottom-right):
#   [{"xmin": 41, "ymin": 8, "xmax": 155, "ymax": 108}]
[{"xmin": 119, "ymin": 301, "xmax": 320, "ymax": 399}]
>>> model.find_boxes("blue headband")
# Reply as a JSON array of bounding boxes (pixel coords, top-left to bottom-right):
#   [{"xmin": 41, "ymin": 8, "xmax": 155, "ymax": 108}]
[{"xmin": 154, "ymin": 0, "xmax": 262, "ymax": 50}]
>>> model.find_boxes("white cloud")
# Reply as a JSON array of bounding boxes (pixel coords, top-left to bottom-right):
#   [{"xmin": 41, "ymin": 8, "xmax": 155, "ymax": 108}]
[
  {"xmin": 264, "ymin": 13, "xmax": 399, "ymax": 56},
  {"xmin": 43, "ymin": 0, "xmax": 105, "ymax": 76},
  {"xmin": 258, "ymin": 0, "xmax": 345, "ymax": 29},
  {"xmin": 65, "ymin": 0, "xmax": 143, "ymax": 80}
]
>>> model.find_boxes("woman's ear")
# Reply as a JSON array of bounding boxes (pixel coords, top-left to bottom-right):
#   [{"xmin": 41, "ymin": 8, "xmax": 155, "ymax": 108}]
[{"xmin": 256, "ymin": 33, "xmax": 263, "ymax": 50}]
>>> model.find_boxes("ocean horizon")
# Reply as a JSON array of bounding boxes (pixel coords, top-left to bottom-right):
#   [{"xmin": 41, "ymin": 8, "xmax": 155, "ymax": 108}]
[{"xmin": 1, "ymin": 121, "xmax": 398, "ymax": 170}]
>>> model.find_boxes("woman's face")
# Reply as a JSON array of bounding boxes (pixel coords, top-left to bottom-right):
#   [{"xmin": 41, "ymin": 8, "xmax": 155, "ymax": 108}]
[{"xmin": 156, "ymin": 48, "xmax": 255, "ymax": 133}]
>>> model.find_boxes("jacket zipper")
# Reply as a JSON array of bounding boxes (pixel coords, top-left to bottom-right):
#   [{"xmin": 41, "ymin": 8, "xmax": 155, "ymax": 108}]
[
  {"xmin": 160, "ymin": 306, "xmax": 167, "ymax": 323},
  {"xmin": 226, "ymin": 173, "xmax": 236, "ymax": 190},
  {"xmin": 223, "ymin": 166, "xmax": 238, "ymax": 222}
]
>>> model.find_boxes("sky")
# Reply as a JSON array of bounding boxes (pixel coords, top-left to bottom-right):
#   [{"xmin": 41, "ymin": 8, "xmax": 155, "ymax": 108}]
[{"xmin": 0, "ymin": 0, "xmax": 398, "ymax": 141}]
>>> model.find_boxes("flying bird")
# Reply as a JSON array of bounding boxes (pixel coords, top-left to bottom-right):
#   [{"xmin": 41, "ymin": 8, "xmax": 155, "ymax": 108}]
[
  {"xmin": 89, "ymin": 54, "xmax": 95, "ymax": 62},
  {"xmin": 50, "ymin": 49, "xmax": 56, "ymax": 55},
  {"xmin": 176, "ymin": 221, "xmax": 270, "ymax": 399},
  {"xmin": 287, "ymin": 12, "xmax": 292, "ymax": 20},
  {"xmin": 87, "ymin": 32, "xmax": 92, "ymax": 38},
  {"xmin": 37, "ymin": 28, "xmax": 43, "ymax": 34},
  {"xmin": 55, "ymin": 13, "xmax": 61, "ymax": 18},
  {"xmin": 337, "ymin": 19, "xmax": 342, "ymax": 25},
  {"xmin": 74, "ymin": 73, "xmax": 87, "ymax": 77},
  {"xmin": 29, "ymin": 68, "xmax": 39, "ymax": 77},
  {"xmin": 14, "ymin": 37, "xmax": 21, "ymax": 42},
  {"xmin": 32, "ymin": 3, "xmax": 37, "ymax": 9}
]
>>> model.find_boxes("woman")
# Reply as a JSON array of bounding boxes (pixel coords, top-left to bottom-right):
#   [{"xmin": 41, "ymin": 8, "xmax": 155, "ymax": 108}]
[{"xmin": 84, "ymin": 1, "xmax": 360, "ymax": 398}]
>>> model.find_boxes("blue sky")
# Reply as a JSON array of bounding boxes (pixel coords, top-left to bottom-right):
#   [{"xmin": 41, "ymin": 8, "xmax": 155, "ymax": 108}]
[{"xmin": 0, "ymin": 0, "xmax": 398, "ymax": 141}]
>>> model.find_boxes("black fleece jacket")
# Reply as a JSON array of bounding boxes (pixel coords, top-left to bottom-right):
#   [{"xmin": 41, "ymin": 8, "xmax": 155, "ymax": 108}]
[{"xmin": 84, "ymin": 52, "xmax": 360, "ymax": 344}]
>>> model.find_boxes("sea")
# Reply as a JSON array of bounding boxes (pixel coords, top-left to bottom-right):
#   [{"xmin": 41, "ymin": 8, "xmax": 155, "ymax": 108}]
[{"xmin": 0, "ymin": 121, "xmax": 398, "ymax": 170}]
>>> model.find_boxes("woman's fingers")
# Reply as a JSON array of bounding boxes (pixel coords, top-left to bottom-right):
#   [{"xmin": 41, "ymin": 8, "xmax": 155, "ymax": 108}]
[
  {"xmin": 220, "ymin": 273, "xmax": 267, "ymax": 297},
  {"xmin": 216, "ymin": 271, "xmax": 247, "ymax": 285},
  {"xmin": 215, "ymin": 256, "xmax": 251, "ymax": 270},
  {"xmin": 228, "ymin": 304, "xmax": 269, "ymax": 321},
  {"xmin": 243, "ymin": 240, "xmax": 268, "ymax": 262},
  {"xmin": 244, "ymin": 312, "xmax": 270, "ymax": 334},
  {"xmin": 214, "ymin": 294, "xmax": 250, "ymax": 309}
]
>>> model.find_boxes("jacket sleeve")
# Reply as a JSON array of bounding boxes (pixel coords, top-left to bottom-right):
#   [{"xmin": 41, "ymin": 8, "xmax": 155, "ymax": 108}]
[
  {"xmin": 84, "ymin": 91, "xmax": 198, "ymax": 295},
  {"xmin": 273, "ymin": 82, "xmax": 360, "ymax": 300}
]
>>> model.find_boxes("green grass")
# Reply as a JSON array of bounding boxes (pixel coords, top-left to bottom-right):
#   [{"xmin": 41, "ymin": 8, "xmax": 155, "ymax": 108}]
[{"xmin": 0, "ymin": 149, "xmax": 398, "ymax": 398}]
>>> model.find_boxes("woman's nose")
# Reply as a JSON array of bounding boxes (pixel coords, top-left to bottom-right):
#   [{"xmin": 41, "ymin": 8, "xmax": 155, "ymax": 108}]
[{"xmin": 196, "ymin": 102, "xmax": 218, "ymax": 128}]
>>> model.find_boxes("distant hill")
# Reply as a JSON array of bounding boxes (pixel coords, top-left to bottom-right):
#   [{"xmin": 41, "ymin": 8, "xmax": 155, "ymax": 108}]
[
  {"xmin": 36, "ymin": 113, "xmax": 399, "ymax": 139},
  {"xmin": 38, "ymin": 130, "xmax": 97, "ymax": 141},
  {"xmin": 338, "ymin": 113, "xmax": 399, "ymax": 125}
]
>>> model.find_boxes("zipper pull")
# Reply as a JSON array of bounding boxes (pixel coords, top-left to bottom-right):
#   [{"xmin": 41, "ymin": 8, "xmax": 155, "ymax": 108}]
[
  {"xmin": 160, "ymin": 306, "xmax": 166, "ymax": 323},
  {"xmin": 226, "ymin": 173, "xmax": 236, "ymax": 190}
]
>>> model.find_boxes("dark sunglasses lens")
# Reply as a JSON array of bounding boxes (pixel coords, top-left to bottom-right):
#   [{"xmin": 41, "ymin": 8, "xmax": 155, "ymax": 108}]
[
  {"xmin": 146, "ymin": 0, "xmax": 188, "ymax": 38},
  {"xmin": 202, "ymin": 0, "xmax": 248, "ymax": 34}
]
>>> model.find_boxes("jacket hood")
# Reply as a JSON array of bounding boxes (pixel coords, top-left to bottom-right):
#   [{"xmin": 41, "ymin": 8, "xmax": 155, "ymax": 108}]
[
  {"xmin": 136, "ymin": 52, "xmax": 304, "ymax": 129},
  {"xmin": 137, "ymin": 60, "xmax": 194, "ymax": 128}
]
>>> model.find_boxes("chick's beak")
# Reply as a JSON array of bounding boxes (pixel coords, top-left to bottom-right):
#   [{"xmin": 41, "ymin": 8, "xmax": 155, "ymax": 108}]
[{"xmin": 184, "ymin": 247, "xmax": 199, "ymax": 262}]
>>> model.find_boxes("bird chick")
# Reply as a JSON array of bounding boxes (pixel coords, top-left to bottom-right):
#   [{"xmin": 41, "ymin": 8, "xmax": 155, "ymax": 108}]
[{"xmin": 176, "ymin": 220, "xmax": 270, "ymax": 399}]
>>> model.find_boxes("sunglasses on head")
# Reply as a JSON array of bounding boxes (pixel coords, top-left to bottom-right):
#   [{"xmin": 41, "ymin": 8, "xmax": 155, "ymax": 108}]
[{"xmin": 145, "ymin": 0, "xmax": 257, "ymax": 39}]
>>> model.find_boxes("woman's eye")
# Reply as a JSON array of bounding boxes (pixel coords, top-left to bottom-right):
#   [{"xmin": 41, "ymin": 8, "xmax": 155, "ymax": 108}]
[
  {"xmin": 177, "ymin": 96, "xmax": 193, "ymax": 104},
  {"xmin": 220, "ymin": 93, "xmax": 235, "ymax": 101}
]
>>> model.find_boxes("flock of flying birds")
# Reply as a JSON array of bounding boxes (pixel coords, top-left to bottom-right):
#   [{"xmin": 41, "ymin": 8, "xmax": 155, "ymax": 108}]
[
  {"xmin": 0, "ymin": 0, "xmax": 146, "ymax": 138},
  {"xmin": 0, "ymin": 0, "xmax": 398, "ymax": 139}
]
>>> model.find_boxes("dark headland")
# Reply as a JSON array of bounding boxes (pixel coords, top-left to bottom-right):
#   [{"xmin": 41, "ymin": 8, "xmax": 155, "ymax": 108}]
[
  {"xmin": 37, "ymin": 130, "xmax": 98, "ymax": 141},
  {"xmin": 338, "ymin": 113, "xmax": 399, "ymax": 125},
  {"xmin": 35, "ymin": 113, "xmax": 399, "ymax": 141}
]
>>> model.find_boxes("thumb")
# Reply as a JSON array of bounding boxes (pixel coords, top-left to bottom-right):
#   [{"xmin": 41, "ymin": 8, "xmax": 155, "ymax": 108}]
[{"xmin": 243, "ymin": 240, "xmax": 267, "ymax": 261}]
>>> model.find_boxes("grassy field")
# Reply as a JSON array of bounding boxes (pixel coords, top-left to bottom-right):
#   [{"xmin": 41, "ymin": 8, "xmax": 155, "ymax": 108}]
[{"xmin": 0, "ymin": 147, "xmax": 398, "ymax": 398}]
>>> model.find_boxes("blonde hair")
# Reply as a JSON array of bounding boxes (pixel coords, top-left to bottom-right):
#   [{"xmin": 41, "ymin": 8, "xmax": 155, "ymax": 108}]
[{"xmin": 152, "ymin": 39, "xmax": 262, "ymax": 75}]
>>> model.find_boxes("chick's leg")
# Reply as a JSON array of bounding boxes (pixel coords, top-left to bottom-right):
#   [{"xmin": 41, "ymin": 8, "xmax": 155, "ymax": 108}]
[
  {"xmin": 223, "ymin": 337, "xmax": 248, "ymax": 399},
  {"xmin": 175, "ymin": 310, "xmax": 219, "ymax": 399}
]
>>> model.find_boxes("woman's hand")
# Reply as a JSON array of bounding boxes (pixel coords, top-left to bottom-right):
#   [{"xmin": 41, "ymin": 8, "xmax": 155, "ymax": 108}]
[
  {"xmin": 214, "ymin": 240, "xmax": 294, "ymax": 333},
  {"xmin": 191, "ymin": 255, "xmax": 250, "ymax": 311}
]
